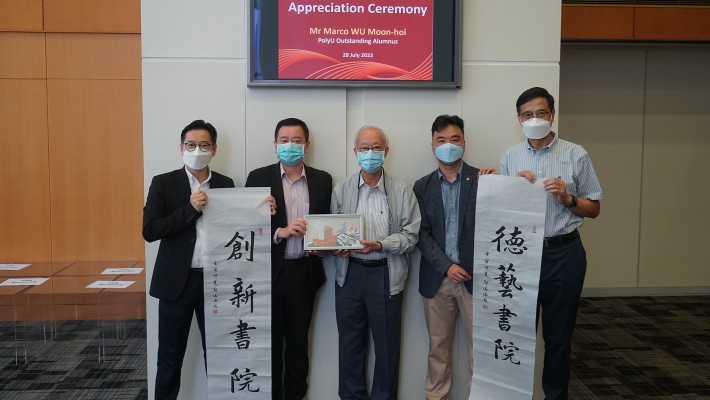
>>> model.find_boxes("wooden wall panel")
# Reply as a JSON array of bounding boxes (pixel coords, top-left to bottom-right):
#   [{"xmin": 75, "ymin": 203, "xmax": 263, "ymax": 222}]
[
  {"xmin": 43, "ymin": 0, "xmax": 140, "ymax": 33},
  {"xmin": 0, "ymin": 0, "xmax": 43, "ymax": 32},
  {"xmin": 46, "ymin": 33, "xmax": 141, "ymax": 79},
  {"xmin": 0, "ymin": 79, "xmax": 52, "ymax": 262},
  {"xmin": 561, "ymin": 6, "xmax": 634, "ymax": 40},
  {"xmin": 635, "ymin": 8, "xmax": 710, "ymax": 41},
  {"xmin": 47, "ymin": 79, "xmax": 143, "ymax": 261},
  {"xmin": 0, "ymin": 32, "xmax": 46, "ymax": 78}
]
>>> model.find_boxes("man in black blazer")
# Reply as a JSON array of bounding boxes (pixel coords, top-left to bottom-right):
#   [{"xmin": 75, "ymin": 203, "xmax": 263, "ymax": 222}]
[
  {"xmin": 413, "ymin": 115, "xmax": 495, "ymax": 400},
  {"xmin": 143, "ymin": 120, "xmax": 235, "ymax": 400},
  {"xmin": 245, "ymin": 118, "xmax": 332, "ymax": 400}
]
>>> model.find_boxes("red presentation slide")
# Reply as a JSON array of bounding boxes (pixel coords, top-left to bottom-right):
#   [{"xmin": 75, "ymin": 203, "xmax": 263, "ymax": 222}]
[{"xmin": 278, "ymin": 0, "xmax": 434, "ymax": 80}]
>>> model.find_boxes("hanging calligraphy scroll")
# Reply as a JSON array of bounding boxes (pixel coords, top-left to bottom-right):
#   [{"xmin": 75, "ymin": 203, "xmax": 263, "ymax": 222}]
[
  {"xmin": 469, "ymin": 175, "xmax": 546, "ymax": 400},
  {"xmin": 203, "ymin": 188, "xmax": 272, "ymax": 400}
]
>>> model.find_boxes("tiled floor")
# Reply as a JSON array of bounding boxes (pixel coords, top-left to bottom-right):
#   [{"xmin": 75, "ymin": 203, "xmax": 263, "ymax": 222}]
[
  {"xmin": 0, "ymin": 296, "xmax": 708, "ymax": 399},
  {"xmin": 0, "ymin": 320, "xmax": 147, "ymax": 399},
  {"xmin": 569, "ymin": 296, "xmax": 710, "ymax": 399}
]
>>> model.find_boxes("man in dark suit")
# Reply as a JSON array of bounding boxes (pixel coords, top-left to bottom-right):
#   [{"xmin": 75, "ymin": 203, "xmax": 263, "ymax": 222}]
[
  {"xmin": 143, "ymin": 119, "xmax": 234, "ymax": 400},
  {"xmin": 245, "ymin": 117, "xmax": 332, "ymax": 400},
  {"xmin": 413, "ymin": 115, "xmax": 494, "ymax": 400}
]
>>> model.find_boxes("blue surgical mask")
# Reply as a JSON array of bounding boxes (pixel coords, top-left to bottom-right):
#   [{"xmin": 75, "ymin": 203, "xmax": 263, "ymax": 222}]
[
  {"xmin": 276, "ymin": 143, "xmax": 305, "ymax": 165},
  {"xmin": 434, "ymin": 143, "xmax": 464, "ymax": 164},
  {"xmin": 357, "ymin": 150, "xmax": 385, "ymax": 173}
]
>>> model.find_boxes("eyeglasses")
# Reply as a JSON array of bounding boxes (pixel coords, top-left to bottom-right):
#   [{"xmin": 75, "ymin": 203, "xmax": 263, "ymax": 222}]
[
  {"xmin": 518, "ymin": 110, "xmax": 551, "ymax": 121},
  {"xmin": 356, "ymin": 146, "xmax": 384, "ymax": 153},
  {"xmin": 183, "ymin": 142, "xmax": 213, "ymax": 152}
]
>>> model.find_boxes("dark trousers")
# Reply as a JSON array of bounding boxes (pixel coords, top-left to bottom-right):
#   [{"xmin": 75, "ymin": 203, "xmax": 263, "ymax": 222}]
[
  {"xmin": 272, "ymin": 264, "xmax": 318, "ymax": 400},
  {"xmin": 335, "ymin": 262, "xmax": 403, "ymax": 400},
  {"xmin": 538, "ymin": 238, "xmax": 587, "ymax": 400},
  {"xmin": 155, "ymin": 269, "xmax": 206, "ymax": 400}
]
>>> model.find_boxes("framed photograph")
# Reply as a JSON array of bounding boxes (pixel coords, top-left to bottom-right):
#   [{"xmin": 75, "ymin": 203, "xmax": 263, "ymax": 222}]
[{"xmin": 304, "ymin": 214, "xmax": 364, "ymax": 250}]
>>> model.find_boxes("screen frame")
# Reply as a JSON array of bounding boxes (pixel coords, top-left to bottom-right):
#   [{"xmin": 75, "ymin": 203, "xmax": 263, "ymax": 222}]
[{"xmin": 248, "ymin": 0, "xmax": 463, "ymax": 89}]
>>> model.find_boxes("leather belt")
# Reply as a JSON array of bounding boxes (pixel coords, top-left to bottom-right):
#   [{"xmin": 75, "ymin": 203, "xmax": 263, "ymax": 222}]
[
  {"xmin": 282, "ymin": 257, "xmax": 310, "ymax": 267},
  {"xmin": 543, "ymin": 230, "xmax": 579, "ymax": 247},
  {"xmin": 350, "ymin": 257, "xmax": 388, "ymax": 268}
]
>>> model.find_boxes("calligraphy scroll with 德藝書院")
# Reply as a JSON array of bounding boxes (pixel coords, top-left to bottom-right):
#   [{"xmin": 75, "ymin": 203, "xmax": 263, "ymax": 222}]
[{"xmin": 470, "ymin": 174, "xmax": 547, "ymax": 400}]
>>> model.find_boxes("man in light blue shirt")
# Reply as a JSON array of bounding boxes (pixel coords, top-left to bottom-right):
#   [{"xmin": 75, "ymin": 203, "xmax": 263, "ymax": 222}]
[{"xmin": 500, "ymin": 87, "xmax": 602, "ymax": 400}]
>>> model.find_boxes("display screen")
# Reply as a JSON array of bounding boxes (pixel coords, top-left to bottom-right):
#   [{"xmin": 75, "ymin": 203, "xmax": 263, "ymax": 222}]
[{"xmin": 249, "ymin": 0, "xmax": 462, "ymax": 88}]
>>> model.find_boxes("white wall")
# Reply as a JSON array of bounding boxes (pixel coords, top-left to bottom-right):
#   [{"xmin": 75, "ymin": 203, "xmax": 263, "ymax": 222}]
[{"xmin": 142, "ymin": 0, "xmax": 562, "ymax": 398}]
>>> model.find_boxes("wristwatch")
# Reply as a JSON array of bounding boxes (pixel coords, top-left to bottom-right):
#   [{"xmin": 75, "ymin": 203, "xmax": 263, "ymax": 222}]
[{"xmin": 565, "ymin": 195, "xmax": 578, "ymax": 208}]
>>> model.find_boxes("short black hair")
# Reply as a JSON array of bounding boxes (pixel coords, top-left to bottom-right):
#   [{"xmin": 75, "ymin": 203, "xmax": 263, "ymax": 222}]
[
  {"xmin": 516, "ymin": 87, "xmax": 555, "ymax": 114},
  {"xmin": 181, "ymin": 119, "xmax": 217, "ymax": 144},
  {"xmin": 431, "ymin": 115, "xmax": 464, "ymax": 136},
  {"xmin": 274, "ymin": 118, "xmax": 310, "ymax": 141}
]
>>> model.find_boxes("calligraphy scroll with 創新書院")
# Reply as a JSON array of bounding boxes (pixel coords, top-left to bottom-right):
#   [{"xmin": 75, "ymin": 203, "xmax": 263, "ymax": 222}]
[{"xmin": 202, "ymin": 187, "xmax": 272, "ymax": 400}]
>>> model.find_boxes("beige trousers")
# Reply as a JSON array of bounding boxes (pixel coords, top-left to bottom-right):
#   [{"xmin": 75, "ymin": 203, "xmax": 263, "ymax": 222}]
[{"xmin": 423, "ymin": 278, "xmax": 473, "ymax": 400}]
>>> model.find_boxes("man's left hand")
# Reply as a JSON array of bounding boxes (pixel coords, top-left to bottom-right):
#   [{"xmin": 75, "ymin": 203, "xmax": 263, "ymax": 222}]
[
  {"xmin": 351, "ymin": 240, "xmax": 382, "ymax": 254},
  {"xmin": 447, "ymin": 263, "xmax": 472, "ymax": 284},
  {"xmin": 543, "ymin": 177, "xmax": 571, "ymax": 205},
  {"xmin": 266, "ymin": 195, "xmax": 277, "ymax": 215}
]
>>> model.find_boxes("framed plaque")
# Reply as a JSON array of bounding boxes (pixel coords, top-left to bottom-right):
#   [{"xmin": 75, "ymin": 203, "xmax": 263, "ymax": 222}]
[{"xmin": 304, "ymin": 214, "xmax": 364, "ymax": 250}]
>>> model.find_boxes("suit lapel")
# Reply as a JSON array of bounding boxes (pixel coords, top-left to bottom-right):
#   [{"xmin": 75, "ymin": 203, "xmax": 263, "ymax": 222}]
[
  {"xmin": 173, "ymin": 168, "xmax": 192, "ymax": 199},
  {"xmin": 305, "ymin": 165, "xmax": 319, "ymax": 214},
  {"xmin": 210, "ymin": 171, "xmax": 227, "ymax": 188},
  {"xmin": 427, "ymin": 172, "xmax": 446, "ymax": 240},
  {"xmin": 271, "ymin": 163, "xmax": 288, "ymax": 227},
  {"xmin": 458, "ymin": 164, "xmax": 475, "ymax": 238}
]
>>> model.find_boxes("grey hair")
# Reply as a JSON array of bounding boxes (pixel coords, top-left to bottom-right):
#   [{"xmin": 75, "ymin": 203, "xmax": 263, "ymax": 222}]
[{"xmin": 354, "ymin": 125, "xmax": 389, "ymax": 147}]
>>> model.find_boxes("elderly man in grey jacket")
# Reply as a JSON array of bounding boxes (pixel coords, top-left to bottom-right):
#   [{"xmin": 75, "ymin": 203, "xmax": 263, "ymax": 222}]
[{"xmin": 330, "ymin": 125, "xmax": 421, "ymax": 400}]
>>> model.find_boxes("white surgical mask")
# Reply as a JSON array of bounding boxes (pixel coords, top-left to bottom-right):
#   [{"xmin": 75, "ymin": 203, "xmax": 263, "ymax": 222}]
[
  {"xmin": 522, "ymin": 118, "xmax": 551, "ymax": 140},
  {"xmin": 183, "ymin": 148, "xmax": 213, "ymax": 170}
]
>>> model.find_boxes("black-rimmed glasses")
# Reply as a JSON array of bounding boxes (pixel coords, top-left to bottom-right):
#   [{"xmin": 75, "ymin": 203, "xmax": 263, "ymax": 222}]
[
  {"xmin": 183, "ymin": 142, "xmax": 212, "ymax": 152},
  {"xmin": 518, "ymin": 110, "xmax": 551, "ymax": 121}
]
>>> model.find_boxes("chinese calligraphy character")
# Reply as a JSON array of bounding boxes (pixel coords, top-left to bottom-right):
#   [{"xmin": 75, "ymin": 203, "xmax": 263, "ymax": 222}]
[
  {"xmin": 493, "ymin": 304, "xmax": 517, "ymax": 331},
  {"xmin": 230, "ymin": 278, "xmax": 257, "ymax": 313},
  {"xmin": 491, "ymin": 226, "xmax": 528, "ymax": 254},
  {"xmin": 230, "ymin": 368, "xmax": 260, "ymax": 393},
  {"xmin": 225, "ymin": 230, "xmax": 255, "ymax": 261},
  {"xmin": 496, "ymin": 263, "xmax": 523, "ymax": 298},
  {"xmin": 494, "ymin": 339, "xmax": 521, "ymax": 365},
  {"xmin": 229, "ymin": 319, "xmax": 256, "ymax": 349}
]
